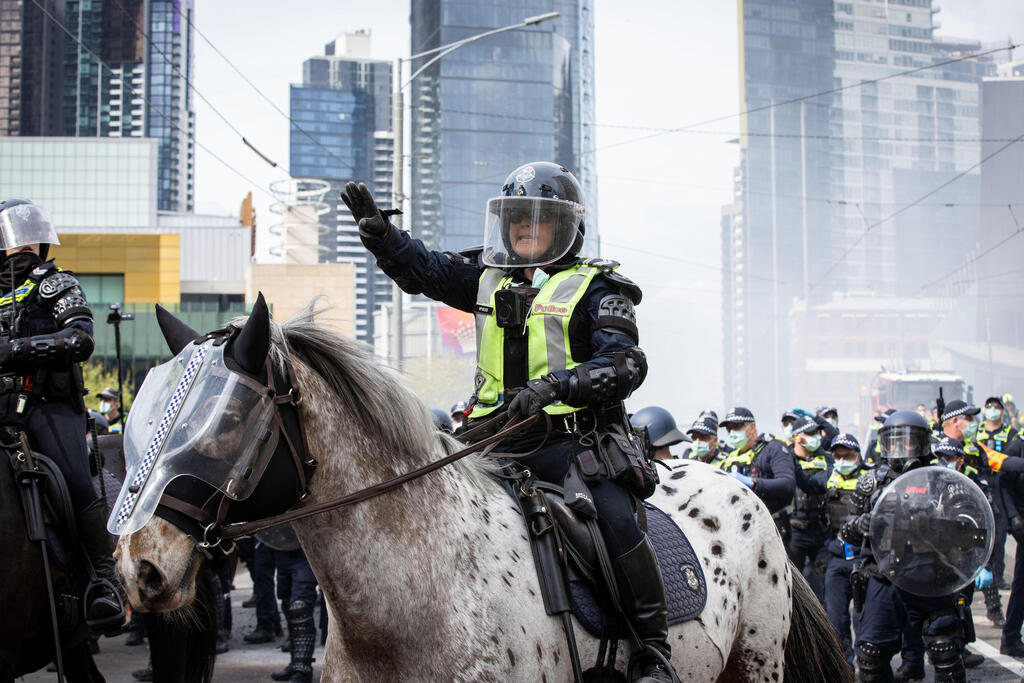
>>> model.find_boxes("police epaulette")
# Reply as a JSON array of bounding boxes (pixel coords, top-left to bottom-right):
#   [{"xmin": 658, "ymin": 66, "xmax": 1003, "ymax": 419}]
[{"xmin": 578, "ymin": 257, "xmax": 620, "ymax": 270}]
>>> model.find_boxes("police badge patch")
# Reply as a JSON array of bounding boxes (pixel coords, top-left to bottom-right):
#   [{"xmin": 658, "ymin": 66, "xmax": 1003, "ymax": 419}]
[
  {"xmin": 680, "ymin": 563, "xmax": 700, "ymax": 592},
  {"xmin": 515, "ymin": 166, "xmax": 536, "ymax": 184}
]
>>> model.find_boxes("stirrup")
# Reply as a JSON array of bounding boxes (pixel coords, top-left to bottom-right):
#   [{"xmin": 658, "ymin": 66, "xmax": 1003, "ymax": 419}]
[{"xmin": 83, "ymin": 577, "xmax": 125, "ymax": 635}]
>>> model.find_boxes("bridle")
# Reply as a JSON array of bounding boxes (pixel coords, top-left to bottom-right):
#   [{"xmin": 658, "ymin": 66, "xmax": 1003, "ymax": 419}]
[{"xmin": 152, "ymin": 331, "xmax": 546, "ymax": 553}]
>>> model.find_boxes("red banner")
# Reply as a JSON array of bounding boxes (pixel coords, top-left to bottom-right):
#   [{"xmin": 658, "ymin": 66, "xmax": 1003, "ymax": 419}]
[{"xmin": 436, "ymin": 307, "xmax": 476, "ymax": 356}]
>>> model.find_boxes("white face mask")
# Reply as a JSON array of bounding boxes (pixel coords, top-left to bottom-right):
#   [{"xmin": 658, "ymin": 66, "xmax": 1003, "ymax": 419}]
[
  {"xmin": 531, "ymin": 269, "xmax": 550, "ymax": 289},
  {"xmin": 99, "ymin": 400, "xmax": 112, "ymax": 415}
]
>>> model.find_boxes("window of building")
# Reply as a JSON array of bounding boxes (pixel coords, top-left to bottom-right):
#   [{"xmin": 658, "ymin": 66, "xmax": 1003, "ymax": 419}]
[{"xmin": 77, "ymin": 274, "xmax": 125, "ymax": 305}]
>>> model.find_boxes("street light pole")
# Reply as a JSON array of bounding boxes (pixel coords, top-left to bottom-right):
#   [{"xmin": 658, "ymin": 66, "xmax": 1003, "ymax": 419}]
[{"xmin": 388, "ymin": 11, "xmax": 559, "ymax": 369}]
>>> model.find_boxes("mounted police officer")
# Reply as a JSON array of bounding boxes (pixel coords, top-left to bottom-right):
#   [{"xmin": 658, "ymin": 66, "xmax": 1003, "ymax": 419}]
[
  {"xmin": 823, "ymin": 432, "xmax": 866, "ymax": 666},
  {"xmin": 630, "ymin": 405, "xmax": 688, "ymax": 462},
  {"xmin": 683, "ymin": 411, "xmax": 726, "ymax": 467},
  {"xmin": 342, "ymin": 162, "xmax": 674, "ymax": 682},
  {"xmin": 0, "ymin": 199, "xmax": 124, "ymax": 632},
  {"xmin": 787, "ymin": 416, "xmax": 832, "ymax": 601},
  {"xmin": 839, "ymin": 410, "xmax": 974, "ymax": 683}
]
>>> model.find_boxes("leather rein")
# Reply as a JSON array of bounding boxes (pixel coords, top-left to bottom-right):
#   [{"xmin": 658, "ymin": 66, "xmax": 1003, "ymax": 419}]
[{"xmin": 200, "ymin": 410, "xmax": 546, "ymax": 548}]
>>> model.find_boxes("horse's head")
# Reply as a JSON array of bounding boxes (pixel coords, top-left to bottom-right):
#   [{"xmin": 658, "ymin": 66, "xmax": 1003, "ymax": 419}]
[{"xmin": 112, "ymin": 294, "xmax": 310, "ymax": 611}]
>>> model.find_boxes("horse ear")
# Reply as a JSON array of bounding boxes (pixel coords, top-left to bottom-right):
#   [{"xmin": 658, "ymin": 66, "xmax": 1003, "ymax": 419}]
[
  {"xmin": 156, "ymin": 304, "xmax": 200, "ymax": 355},
  {"xmin": 233, "ymin": 292, "xmax": 271, "ymax": 375}
]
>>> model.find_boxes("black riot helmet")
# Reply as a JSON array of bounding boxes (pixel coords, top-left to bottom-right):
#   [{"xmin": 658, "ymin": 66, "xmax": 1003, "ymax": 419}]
[
  {"xmin": 630, "ymin": 406, "xmax": 689, "ymax": 448},
  {"xmin": 482, "ymin": 162, "xmax": 586, "ymax": 268},
  {"xmin": 878, "ymin": 410, "xmax": 932, "ymax": 474},
  {"xmin": 0, "ymin": 199, "xmax": 60, "ymax": 262}
]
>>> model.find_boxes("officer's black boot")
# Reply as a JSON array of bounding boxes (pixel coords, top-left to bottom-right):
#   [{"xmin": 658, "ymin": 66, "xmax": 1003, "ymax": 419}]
[
  {"xmin": 612, "ymin": 537, "xmax": 674, "ymax": 683},
  {"xmin": 271, "ymin": 601, "xmax": 295, "ymax": 681},
  {"xmin": 855, "ymin": 642, "xmax": 896, "ymax": 683},
  {"xmin": 984, "ymin": 584, "xmax": 1006, "ymax": 627},
  {"xmin": 78, "ymin": 497, "xmax": 125, "ymax": 634},
  {"xmin": 926, "ymin": 639, "xmax": 966, "ymax": 683},
  {"xmin": 278, "ymin": 600, "xmax": 314, "ymax": 683}
]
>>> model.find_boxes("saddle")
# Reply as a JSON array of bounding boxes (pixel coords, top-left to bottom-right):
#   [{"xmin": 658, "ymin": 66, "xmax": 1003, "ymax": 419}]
[{"xmin": 503, "ymin": 476, "xmax": 707, "ymax": 641}]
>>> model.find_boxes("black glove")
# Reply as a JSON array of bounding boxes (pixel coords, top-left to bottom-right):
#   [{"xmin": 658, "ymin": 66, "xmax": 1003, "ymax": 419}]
[
  {"xmin": 507, "ymin": 378, "xmax": 560, "ymax": 418},
  {"xmin": 1011, "ymin": 516, "xmax": 1024, "ymax": 545},
  {"xmin": 340, "ymin": 181, "xmax": 389, "ymax": 240}
]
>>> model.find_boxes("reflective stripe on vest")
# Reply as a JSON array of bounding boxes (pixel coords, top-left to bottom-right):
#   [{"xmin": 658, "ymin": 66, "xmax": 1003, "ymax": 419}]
[
  {"xmin": 718, "ymin": 440, "xmax": 767, "ymax": 475},
  {"xmin": 978, "ymin": 424, "xmax": 1014, "ymax": 452},
  {"xmin": 0, "ymin": 279, "xmax": 38, "ymax": 307},
  {"xmin": 469, "ymin": 264, "xmax": 604, "ymax": 418},
  {"xmin": 798, "ymin": 454, "xmax": 828, "ymax": 471},
  {"xmin": 826, "ymin": 470, "xmax": 859, "ymax": 491}
]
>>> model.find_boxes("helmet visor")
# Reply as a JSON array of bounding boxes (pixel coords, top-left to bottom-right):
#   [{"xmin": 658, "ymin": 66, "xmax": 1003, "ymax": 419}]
[
  {"xmin": 879, "ymin": 425, "xmax": 932, "ymax": 472},
  {"xmin": 482, "ymin": 197, "xmax": 584, "ymax": 268},
  {"xmin": 0, "ymin": 203, "xmax": 60, "ymax": 250}
]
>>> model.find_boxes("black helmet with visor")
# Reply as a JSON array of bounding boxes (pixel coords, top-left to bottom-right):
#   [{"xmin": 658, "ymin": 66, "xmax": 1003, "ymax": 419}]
[
  {"xmin": 482, "ymin": 162, "xmax": 585, "ymax": 268},
  {"xmin": 879, "ymin": 410, "xmax": 932, "ymax": 474}
]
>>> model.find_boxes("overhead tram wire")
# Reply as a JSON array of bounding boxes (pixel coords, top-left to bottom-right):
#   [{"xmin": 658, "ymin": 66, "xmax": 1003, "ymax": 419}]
[
  {"xmin": 810, "ymin": 130, "xmax": 1024, "ymax": 293},
  {"xmin": 919, "ymin": 205, "xmax": 1024, "ymax": 292},
  {"xmin": 29, "ymin": 0, "xmax": 278, "ymax": 202},
  {"xmin": 587, "ymin": 42, "xmax": 1020, "ymax": 155},
  {"xmin": 170, "ymin": 2, "xmax": 354, "ymax": 173},
  {"xmin": 106, "ymin": 0, "xmax": 283, "ymax": 173}
]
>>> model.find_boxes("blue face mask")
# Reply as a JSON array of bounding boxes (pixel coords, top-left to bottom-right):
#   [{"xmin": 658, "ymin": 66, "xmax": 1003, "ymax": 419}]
[
  {"xmin": 726, "ymin": 429, "xmax": 749, "ymax": 450},
  {"xmin": 834, "ymin": 459, "xmax": 859, "ymax": 475},
  {"xmin": 802, "ymin": 435, "xmax": 822, "ymax": 453},
  {"xmin": 691, "ymin": 440, "xmax": 711, "ymax": 458},
  {"xmin": 531, "ymin": 269, "xmax": 549, "ymax": 289},
  {"xmin": 961, "ymin": 419, "xmax": 979, "ymax": 441},
  {"xmin": 782, "ymin": 424, "xmax": 793, "ymax": 439},
  {"xmin": 985, "ymin": 407, "xmax": 1002, "ymax": 422}
]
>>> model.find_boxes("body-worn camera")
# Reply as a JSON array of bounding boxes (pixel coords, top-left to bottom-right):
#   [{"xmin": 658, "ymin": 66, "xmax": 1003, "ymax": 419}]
[{"xmin": 494, "ymin": 287, "xmax": 530, "ymax": 332}]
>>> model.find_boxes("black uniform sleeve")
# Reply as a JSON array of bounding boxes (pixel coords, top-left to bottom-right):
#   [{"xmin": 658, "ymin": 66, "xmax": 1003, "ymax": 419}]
[
  {"xmin": 752, "ymin": 440, "xmax": 796, "ymax": 513},
  {"xmin": 362, "ymin": 220, "xmax": 482, "ymax": 312},
  {"xmin": 795, "ymin": 459, "xmax": 831, "ymax": 494},
  {"xmin": 0, "ymin": 272, "xmax": 95, "ymax": 368}
]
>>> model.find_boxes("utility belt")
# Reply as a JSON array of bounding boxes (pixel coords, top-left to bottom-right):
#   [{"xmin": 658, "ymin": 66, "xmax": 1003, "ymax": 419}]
[
  {"xmin": 0, "ymin": 368, "xmax": 85, "ymax": 413},
  {"xmin": 0, "ymin": 374, "xmax": 32, "ymax": 395}
]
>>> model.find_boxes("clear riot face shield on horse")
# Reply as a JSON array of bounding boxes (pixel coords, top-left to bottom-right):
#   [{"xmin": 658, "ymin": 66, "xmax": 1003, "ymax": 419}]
[{"xmin": 108, "ymin": 339, "xmax": 282, "ymax": 536}]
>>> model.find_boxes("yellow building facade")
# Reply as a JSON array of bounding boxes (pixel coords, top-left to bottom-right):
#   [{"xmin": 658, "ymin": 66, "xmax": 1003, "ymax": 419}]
[{"xmin": 50, "ymin": 234, "xmax": 181, "ymax": 304}]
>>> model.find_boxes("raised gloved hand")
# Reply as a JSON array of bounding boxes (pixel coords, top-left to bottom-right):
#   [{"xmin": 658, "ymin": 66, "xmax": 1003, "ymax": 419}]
[
  {"xmin": 1011, "ymin": 516, "xmax": 1024, "ymax": 545},
  {"xmin": 340, "ymin": 182, "xmax": 389, "ymax": 240},
  {"xmin": 975, "ymin": 567, "xmax": 994, "ymax": 589},
  {"xmin": 730, "ymin": 472, "xmax": 753, "ymax": 488},
  {"xmin": 507, "ymin": 378, "xmax": 560, "ymax": 418}
]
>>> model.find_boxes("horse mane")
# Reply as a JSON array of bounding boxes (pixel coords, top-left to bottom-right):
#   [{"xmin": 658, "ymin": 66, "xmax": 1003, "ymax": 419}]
[{"xmin": 228, "ymin": 300, "xmax": 497, "ymax": 490}]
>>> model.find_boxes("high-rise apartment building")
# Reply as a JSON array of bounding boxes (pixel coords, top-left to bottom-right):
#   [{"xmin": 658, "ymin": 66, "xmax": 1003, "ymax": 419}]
[
  {"xmin": 409, "ymin": 0, "xmax": 597, "ymax": 253},
  {"xmin": 2, "ymin": 0, "xmax": 194, "ymax": 212},
  {"xmin": 724, "ymin": 0, "xmax": 995, "ymax": 418},
  {"xmin": 290, "ymin": 31, "xmax": 393, "ymax": 345}
]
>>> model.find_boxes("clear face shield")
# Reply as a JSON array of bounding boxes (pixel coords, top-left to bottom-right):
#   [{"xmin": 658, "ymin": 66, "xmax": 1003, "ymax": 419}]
[
  {"xmin": 108, "ymin": 339, "xmax": 281, "ymax": 535},
  {"xmin": 482, "ymin": 196, "xmax": 584, "ymax": 268},
  {"xmin": 0, "ymin": 203, "xmax": 60, "ymax": 251},
  {"xmin": 879, "ymin": 425, "xmax": 932, "ymax": 474}
]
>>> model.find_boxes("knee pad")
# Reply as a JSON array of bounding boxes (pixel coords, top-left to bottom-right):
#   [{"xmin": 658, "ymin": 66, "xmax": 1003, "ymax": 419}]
[
  {"xmin": 855, "ymin": 641, "xmax": 896, "ymax": 682},
  {"xmin": 925, "ymin": 639, "xmax": 965, "ymax": 683}
]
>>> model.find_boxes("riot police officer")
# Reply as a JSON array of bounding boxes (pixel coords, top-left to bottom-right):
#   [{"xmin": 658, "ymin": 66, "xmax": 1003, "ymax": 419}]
[
  {"xmin": 342, "ymin": 163, "xmax": 674, "ymax": 682},
  {"xmin": 823, "ymin": 432, "xmax": 866, "ymax": 666},
  {"xmin": 787, "ymin": 416, "xmax": 832, "ymax": 601},
  {"xmin": 683, "ymin": 411, "xmax": 727, "ymax": 466},
  {"xmin": 839, "ymin": 411, "xmax": 971, "ymax": 683},
  {"xmin": 718, "ymin": 407, "xmax": 795, "ymax": 520},
  {"xmin": 0, "ymin": 199, "xmax": 124, "ymax": 632},
  {"xmin": 630, "ymin": 405, "xmax": 688, "ymax": 462}
]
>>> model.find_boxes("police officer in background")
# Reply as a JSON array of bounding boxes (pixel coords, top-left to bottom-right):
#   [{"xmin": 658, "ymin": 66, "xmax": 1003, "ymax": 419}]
[
  {"xmin": 450, "ymin": 401, "xmax": 468, "ymax": 434},
  {"xmin": 684, "ymin": 411, "xmax": 727, "ymax": 467},
  {"xmin": 343, "ymin": 163, "xmax": 674, "ymax": 682},
  {"xmin": 718, "ymin": 407, "xmax": 795, "ymax": 520},
  {"xmin": 983, "ymin": 430, "xmax": 1024, "ymax": 657},
  {"xmin": 630, "ymin": 405, "xmax": 688, "ymax": 462},
  {"xmin": 787, "ymin": 416, "xmax": 832, "ymax": 601},
  {"xmin": 95, "ymin": 386, "xmax": 124, "ymax": 433},
  {"xmin": 823, "ymin": 433, "xmax": 866, "ymax": 666},
  {"xmin": 977, "ymin": 396, "xmax": 1018, "ymax": 592},
  {"xmin": 0, "ymin": 199, "xmax": 124, "ymax": 632},
  {"xmin": 780, "ymin": 409, "xmax": 800, "ymax": 445},
  {"xmin": 839, "ymin": 411, "xmax": 970, "ymax": 683}
]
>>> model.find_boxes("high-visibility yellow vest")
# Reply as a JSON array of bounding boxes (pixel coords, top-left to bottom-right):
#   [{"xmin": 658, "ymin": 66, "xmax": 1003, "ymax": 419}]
[{"xmin": 469, "ymin": 262, "xmax": 608, "ymax": 418}]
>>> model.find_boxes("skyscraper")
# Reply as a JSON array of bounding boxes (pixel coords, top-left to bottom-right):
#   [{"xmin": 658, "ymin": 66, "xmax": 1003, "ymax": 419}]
[
  {"xmin": 2, "ymin": 0, "xmax": 194, "ymax": 212},
  {"xmin": 289, "ymin": 31, "xmax": 393, "ymax": 345},
  {"xmin": 724, "ymin": 0, "xmax": 995, "ymax": 417},
  {"xmin": 409, "ymin": 0, "xmax": 597, "ymax": 253}
]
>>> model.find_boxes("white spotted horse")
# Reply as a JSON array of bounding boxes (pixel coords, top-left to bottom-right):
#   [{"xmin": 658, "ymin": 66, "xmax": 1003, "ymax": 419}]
[{"xmin": 112, "ymin": 297, "xmax": 852, "ymax": 682}]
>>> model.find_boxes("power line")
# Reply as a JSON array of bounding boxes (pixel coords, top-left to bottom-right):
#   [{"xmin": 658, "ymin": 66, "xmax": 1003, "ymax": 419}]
[
  {"xmin": 811, "ymin": 131, "xmax": 1024, "ymax": 292},
  {"xmin": 920, "ymin": 217, "xmax": 1024, "ymax": 291},
  {"xmin": 587, "ymin": 42, "xmax": 1020, "ymax": 155},
  {"xmin": 105, "ymin": 0, "xmax": 285, "ymax": 173},
  {"xmin": 30, "ymin": 0, "xmax": 277, "ymax": 202},
  {"xmin": 171, "ymin": 2, "xmax": 355, "ymax": 173}
]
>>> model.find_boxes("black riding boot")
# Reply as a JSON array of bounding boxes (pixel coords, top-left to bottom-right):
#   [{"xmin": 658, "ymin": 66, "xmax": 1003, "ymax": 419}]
[
  {"xmin": 272, "ymin": 602, "xmax": 294, "ymax": 681},
  {"xmin": 984, "ymin": 584, "xmax": 1006, "ymax": 627},
  {"xmin": 78, "ymin": 497, "xmax": 125, "ymax": 634},
  {"xmin": 612, "ymin": 536, "xmax": 674, "ymax": 683},
  {"xmin": 273, "ymin": 600, "xmax": 314, "ymax": 683},
  {"xmin": 926, "ymin": 639, "xmax": 966, "ymax": 683}
]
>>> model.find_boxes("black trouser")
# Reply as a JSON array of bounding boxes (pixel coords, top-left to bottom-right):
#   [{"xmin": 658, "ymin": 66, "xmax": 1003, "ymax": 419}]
[
  {"xmin": 518, "ymin": 436, "xmax": 643, "ymax": 557},
  {"xmin": 786, "ymin": 527, "xmax": 828, "ymax": 601},
  {"xmin": 16, "ymin": 398, "xmax": 96, "ymax": 510}
]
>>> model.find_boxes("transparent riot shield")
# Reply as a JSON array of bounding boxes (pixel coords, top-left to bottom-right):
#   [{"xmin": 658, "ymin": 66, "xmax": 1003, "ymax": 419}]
[{"xmin": 870, "ymin": 466, "xmax": 993, "ymax": 597}]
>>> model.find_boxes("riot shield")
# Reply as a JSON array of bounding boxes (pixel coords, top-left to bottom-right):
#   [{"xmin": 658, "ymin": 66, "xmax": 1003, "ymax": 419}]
[{"xmin": 870, "ymin": 466, "xmax": 993, "ymax": 597}]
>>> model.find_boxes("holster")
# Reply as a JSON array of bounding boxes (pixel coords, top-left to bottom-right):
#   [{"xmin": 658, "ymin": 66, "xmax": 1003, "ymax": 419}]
[
  {"xmin": 596, "ymin": 422, "xmax": 657, "ymax": 500},
  {"xmin": 520, "ymin": 487, "xmax": 572, "ymax": 616},
  {"xmin": 955, "ymin": 593, "xmax": 976, "ymax": 643},
  {"xmin": 851, "ymin": 564, "xmax": 869, "ymax": 612}
]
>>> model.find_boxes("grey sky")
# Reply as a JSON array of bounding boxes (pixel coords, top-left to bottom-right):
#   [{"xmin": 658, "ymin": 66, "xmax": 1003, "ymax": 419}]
[{"xmin": 192, "ymin": 1, "xmax": 1023, "ymax": 422}]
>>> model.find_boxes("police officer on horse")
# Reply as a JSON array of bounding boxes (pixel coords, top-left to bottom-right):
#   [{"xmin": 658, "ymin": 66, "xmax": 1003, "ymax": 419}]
[{"xmin": 343, "ymin": 162, "xmax": 673, "ymax": 682}]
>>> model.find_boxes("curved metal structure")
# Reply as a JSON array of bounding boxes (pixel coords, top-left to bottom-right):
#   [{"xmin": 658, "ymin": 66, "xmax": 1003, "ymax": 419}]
[{"xmin": 268, "ymin": 178, "xmax": 331, "ymax": 263}]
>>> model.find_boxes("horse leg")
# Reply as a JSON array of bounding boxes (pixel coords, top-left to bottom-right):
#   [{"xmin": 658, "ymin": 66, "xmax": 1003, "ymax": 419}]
[{"xmin": 63, "ymin": 641, "xmax": 105, "ymax": 683}]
